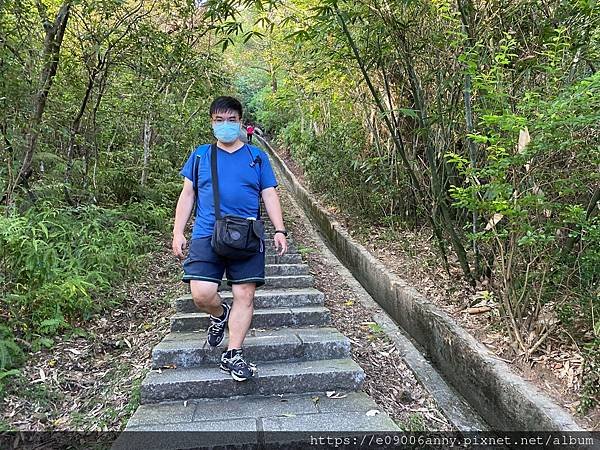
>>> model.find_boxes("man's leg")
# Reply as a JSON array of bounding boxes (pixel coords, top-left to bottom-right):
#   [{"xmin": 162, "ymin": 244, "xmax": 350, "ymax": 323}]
[
  {"xmin": 220, "ymin": 282, "xmax": 257, "ymax": 381},
  {"xmin": 227, "ymin": 282, "xmax": 256, "ymax": 350},
  {"xmin": 184, "ymin": 238, "xmax": 225, "ymax": 317},
  {"xmin": 190, "ymin": 280, "xmax": 222, "ymax": 317},
  {"xmin": 182, "ymin": 238, "xmax": 229, "ymax": 346},
  {"xmin": 190, "ymin": 280, "xmax": 231, "ymax": 347},
  {"xmin": 220, "ymin": 251, "xmax": 264, "ymax": 381}
]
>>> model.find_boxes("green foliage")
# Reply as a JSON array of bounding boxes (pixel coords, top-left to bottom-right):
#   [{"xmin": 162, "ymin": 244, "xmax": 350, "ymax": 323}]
[
  {"xmin": 0, "ymin": 418, "xmax": 15, "ymax": 432},
  {"xmin": 264, "ymin": 92, "xmax": 412, "ymax": 222},
  {"xmin": 120, "ymin": 373, "xmax": 145, "ymax": 428},
  {"xmin": 580, "ymin": 338, "xmax": 600, "ymax": 414},
  {"xmin": 367, "ymin": 323, "xmax": 384, "ymax": 335},
  {"xmin": 117, "ymin": 200, "xmax": 172, "ymax": 234},
  {"xmin": 214, "ymin": 0, "xmax": 600, "ymax": 410},
  {"xmin": 0, "ymin": 325, "xmax": 24, "ymax": 373},
  {"xmin": 0, "ymin": 0, "xmax": 236, "ymax": 401},
  {"xmin": 401, "ymin": 413, "xmax": 427, "ymax": 432},
  {"xmin": 297, "ymin": 245, "xmax": 315, "ymax": 255},
  {"xmin": 0, "ymin": 202, "xmax": 163, "ymax": 373},
  {"xmin": 1, "ymin": 0, "xmax": 231, "ymax": 208},
  {"xmin": 448, "ymin": 71, "xmax": 600, "ymax": 333}
]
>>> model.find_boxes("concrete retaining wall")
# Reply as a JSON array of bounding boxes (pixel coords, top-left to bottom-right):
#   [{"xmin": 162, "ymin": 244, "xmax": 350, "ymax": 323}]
[{"xmin": 259, "ymin": 136, "xmax": 582, "ymax": 432}]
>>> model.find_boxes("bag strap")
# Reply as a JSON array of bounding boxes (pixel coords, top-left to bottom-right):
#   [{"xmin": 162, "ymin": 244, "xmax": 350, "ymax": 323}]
[
  {"xmin": 246, "ymin": 145, "xmax": 262, "ymax": 220},
  {"xmin": 192, "ymin": 149, "xmax": 200, "ymax": 217},
  {"xmin": 210, "ymin": 143, "xmax": 222, "ymax": 220},
  {"xmin": 193, "ymin": 153, "xmax": 200, "ymax": 197},
  {"xmin": 192, "ymin": 145, "xmax": 209, "ymax": 217}
]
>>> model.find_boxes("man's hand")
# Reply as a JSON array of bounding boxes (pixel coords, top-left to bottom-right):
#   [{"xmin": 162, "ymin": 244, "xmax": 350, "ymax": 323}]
[
  {"xmin": 172, "ymin": 233, "xmax": 187, "ymax": 260},
  {"xmin": 273, "ymin": 233, "xmax": 288, "ymax": 256}
]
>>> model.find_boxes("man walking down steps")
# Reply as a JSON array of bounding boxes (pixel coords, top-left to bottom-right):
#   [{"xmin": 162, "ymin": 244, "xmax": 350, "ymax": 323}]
[
  {"xmin": 111, "ymin": 98, "xmax": 401, "ymax": 449},
  {"xmin": 172, "ymin": 96, "xmax": 288, "ymax": 381}
]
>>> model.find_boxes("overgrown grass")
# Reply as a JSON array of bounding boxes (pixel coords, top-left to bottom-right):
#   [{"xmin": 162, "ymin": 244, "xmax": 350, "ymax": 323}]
[
  {"xmin": 0, "ymin": 200, "xmax": 169, "ymax": 394},
  {"xmin": 0, "ymin": 418, "xmax": 14, "ymax": 432},
  {"xmin": 398, "ymin": 413, "xmax": 427, "ymax": 432},
  {"xmin": 580, "ymin": 339, "xmax": 600, "ymax": 414}
]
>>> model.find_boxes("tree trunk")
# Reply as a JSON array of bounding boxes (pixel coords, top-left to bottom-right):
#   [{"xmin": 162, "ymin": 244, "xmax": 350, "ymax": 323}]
[
  {"xmin": 334, "ymin": 6, "xmax": 452, "ymax": 275},
  {"xmin": 457, "ymin": 0, "xmax": 481, "ymax": 275},
  {"xmin": 64, "ymin": 66, "xmax": 98, "ymax": 205},
  {"xmin": 7, "ymin": 0, "xmax": 72, "ymax": 203},
  {"xmin": 84, "ymin": 67, "xmax": 107, "ymax": 190},
  {"xmin": 141, "ymin": 115, "xmax": 152, "ymax": 186},
  {"xmin": 398, "ymin": 33, "xmax": 474, "ymax": 283}
]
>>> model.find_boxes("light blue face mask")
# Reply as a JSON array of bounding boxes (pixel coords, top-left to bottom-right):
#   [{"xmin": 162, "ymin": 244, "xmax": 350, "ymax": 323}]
[{"xmin": 212, "ymin": 122, "xmax": 240, "ymax": 143}]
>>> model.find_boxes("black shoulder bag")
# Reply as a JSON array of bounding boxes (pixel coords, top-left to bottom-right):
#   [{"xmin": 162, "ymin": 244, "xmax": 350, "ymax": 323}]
[{"xmin": 209, "ymin": 143, "xmax": 265, "ymax": 259}]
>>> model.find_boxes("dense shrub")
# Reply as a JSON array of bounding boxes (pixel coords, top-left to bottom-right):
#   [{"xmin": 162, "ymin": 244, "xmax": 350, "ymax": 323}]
[{"xmin": 0, "ymin": 201, "xmax": 166, "ymax": 379}]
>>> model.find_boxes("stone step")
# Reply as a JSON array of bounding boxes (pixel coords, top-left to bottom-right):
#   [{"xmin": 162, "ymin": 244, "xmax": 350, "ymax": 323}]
[
  {"xmin": 123, "ymin": 392, "xmax": 397, "ymax": 437},
  {"xmin": 265, "ymin": 263, "xmax": 309, "ymax": 277},
  {"xmin": 265, "ymin": 244, "xmax": 314, "ymax": 259},
  {"xmin": 174, "ymin": 288, "xmax": 325, "ymax": 313},
  {"xmin": 140, "ymin": 358, "xmax": 365, "ymax": 404},
  {"xmin": 116, "ymin": 393, "xmax": 399, "ymax": 449},
  {"xmin": 266, "ymin": 253, "xmax": 303, "ymax": 264},
  {"xmin": 171, "ymin": 306, "xmax": 330, "ymax": 332},
  {"xmin": 265, "ymin": 241, "xmax": 297, "ymax": 253},
  {"xmin": 152, "ymin": 327, "xmax": 350, "ymax": 369},
  {"xmin": 219, "ymin": 275, "xmax": 314, "ymax": 290}
]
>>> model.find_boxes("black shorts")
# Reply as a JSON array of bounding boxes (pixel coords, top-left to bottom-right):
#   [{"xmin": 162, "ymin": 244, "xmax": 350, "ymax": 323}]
[{"xmin": 182, "ymin": 237, "xmax": 265, "ymax": 287}]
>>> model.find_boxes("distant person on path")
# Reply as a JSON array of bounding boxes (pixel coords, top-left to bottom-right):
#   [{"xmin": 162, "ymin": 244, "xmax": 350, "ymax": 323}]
[
  {"xmin": 246, "ymin": 124, "xmax": 255, "ymax": 144},
  {"xmin": 172, "ymin": 96, "xmax": 288, "ymax": 381}
]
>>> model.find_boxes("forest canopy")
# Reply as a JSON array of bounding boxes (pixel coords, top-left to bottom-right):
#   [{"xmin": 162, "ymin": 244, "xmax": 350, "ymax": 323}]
[{"xmin": 1, "ymin": 0, "xmax": 598, "ymax": 412}]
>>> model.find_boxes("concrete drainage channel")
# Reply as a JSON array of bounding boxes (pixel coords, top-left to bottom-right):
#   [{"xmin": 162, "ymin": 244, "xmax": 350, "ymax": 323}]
[
  {"xmin": 113, "ymin": 224, "xmax": 402, "ymax": 449},
  {"xmin": 257, "ymin": 135, "xmax": 587, "ymax": 436}
]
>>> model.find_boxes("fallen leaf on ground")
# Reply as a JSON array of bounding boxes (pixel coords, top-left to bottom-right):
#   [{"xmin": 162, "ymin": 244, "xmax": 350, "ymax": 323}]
[
  {"xmin": 466, "ymin": 306, "xmax": 492, "ymax": 315},
  {"xmin": 326, "ymin": 391, "xmax": 347, "ymax": 399}
]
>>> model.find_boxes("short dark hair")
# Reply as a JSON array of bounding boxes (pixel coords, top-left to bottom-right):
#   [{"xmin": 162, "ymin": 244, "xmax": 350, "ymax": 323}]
[{"xmin": 210, "ymin": 96, "xmax": 243, "ymax": 118}]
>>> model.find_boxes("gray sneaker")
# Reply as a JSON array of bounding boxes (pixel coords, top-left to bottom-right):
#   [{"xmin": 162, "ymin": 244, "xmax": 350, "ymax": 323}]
[{"xmin": 206, "ymin": 303, "xmax": 231, "ymax": 347}]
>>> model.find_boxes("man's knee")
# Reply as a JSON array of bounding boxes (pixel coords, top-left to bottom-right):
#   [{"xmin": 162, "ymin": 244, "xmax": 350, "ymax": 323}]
[
  {"xmin": 232, "ymin": 283, "xmax": 255, "ymax": 306},
  {"xmin": 193, "ymin": 293, "xmax": 218, "ymax": 309},
  {"xmin": 190, "ymin": 283, "xmax": 219, "ymax": 309}
]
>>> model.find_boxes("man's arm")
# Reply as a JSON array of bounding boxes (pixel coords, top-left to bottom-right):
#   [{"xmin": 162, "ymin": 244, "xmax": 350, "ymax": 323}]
[
  {"xmin": 172, "ymin": 178, "xmax": 195, "ymax": 259},
  {"xmin": 261, "ymin": 187, "xmax": 288, "ymax": 256}
]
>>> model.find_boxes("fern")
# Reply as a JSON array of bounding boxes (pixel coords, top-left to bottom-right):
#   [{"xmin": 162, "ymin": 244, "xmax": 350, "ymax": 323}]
[
  {"xmin": 38, "ymin": 317, "xmax": 65, "ymax": 334},
  {"xmin": 0, "ymin": 337, "xmax": 24, "ymax": 371}
]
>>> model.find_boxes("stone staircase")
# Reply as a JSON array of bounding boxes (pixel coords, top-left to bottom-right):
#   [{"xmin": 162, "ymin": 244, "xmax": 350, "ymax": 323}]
[{"xmin": 114, "ymin": 224, "xmax": 400, "ymax": 449}]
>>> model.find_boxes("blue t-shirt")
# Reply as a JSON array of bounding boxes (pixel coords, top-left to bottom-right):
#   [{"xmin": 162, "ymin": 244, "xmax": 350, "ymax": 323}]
[{"xmin": 180, "ymin": 144, "xmax": 278, "ymax": 239}]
